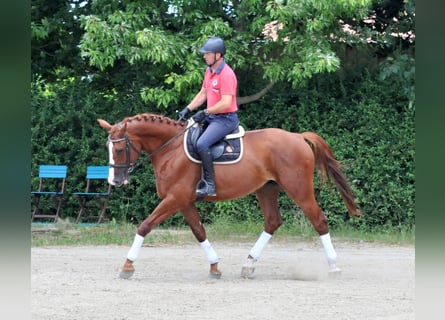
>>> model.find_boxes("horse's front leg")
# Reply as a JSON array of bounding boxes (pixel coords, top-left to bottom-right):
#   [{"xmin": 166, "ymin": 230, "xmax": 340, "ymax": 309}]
[
  {"xmin": 119, "ymin": 197, "xmax": 181, "ymax": 279},
  {"xmin": 182, "ymin": 204, "xmax": 222, "ymax": 279}
]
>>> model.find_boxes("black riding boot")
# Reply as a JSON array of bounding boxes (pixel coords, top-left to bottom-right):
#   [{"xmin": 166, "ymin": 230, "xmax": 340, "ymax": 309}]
[{"xmin": 196, "ymin": 148, "xmax": 216, "ymax": 197}]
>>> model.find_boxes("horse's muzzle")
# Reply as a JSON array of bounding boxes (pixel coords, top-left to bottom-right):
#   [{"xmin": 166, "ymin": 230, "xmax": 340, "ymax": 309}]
[{"xmin": 109, "ymin": 178, "xmax": 128, "ymax": 187}]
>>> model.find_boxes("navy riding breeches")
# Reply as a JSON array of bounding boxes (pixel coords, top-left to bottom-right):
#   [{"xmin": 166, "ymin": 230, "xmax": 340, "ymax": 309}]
[{"xmin": 196, "ymin": 112, "xmax": 239, "ymax": 152}]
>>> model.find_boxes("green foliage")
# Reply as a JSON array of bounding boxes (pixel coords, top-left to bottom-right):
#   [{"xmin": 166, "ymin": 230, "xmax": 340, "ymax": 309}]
[
  {"xmin": 30, "ymin": 66, "xmax": 154, "ymax": 219},
  {"xmin": 31, "ymin": 0, "xmax": 415, "ymax": 235},
  {"xmin": 77, "ymin": 0, "xmax": 373, "ymax": 107},
  {"xmin": 31, "ymin": 62, "xmax": 414, "ymax": 232},
  {"xmin": 237, "ymin": 54, "xmax": 414, "ymax": 233},
  {"xmin": 379, "ymin": 52, "xmax": 415, "ymax": 109}
]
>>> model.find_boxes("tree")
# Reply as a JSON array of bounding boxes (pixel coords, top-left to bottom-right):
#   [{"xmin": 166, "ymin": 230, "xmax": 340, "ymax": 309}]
[
  {"xmin": 78, "ymin": 0, "xmax": 373, "ymax": 109},
  {"xmin": 31, "ymin": 0, "xmax": 91, "ymax": 79},
  {"xmin": 31, "ymin": 0, "xmax": 415, "ymax": 229}
]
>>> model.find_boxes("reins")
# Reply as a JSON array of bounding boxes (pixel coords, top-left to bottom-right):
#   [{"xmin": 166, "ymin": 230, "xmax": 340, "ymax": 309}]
[{"xmin": 108, "ymin": 120, "xmax": 194, "ymax": 173}]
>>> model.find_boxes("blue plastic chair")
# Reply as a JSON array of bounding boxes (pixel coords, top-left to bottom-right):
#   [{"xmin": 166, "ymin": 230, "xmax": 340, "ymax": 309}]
[
  {"xmin": 31, "ymin": 165, "xmax": 68, "ymax": 222},
  {"xmin": 73, "ymin": 166, "xmax": 112, "ymax": 223}
]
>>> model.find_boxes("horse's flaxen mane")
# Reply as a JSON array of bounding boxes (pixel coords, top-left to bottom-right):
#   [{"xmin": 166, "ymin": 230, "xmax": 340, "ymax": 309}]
[{"xmin": 122, "ymin": 113, "xmax": 186, "ymax": 127}]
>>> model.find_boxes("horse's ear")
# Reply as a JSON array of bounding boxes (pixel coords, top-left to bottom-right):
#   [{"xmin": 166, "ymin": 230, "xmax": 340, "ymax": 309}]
[{"xmin": 97, "ymin": 119, "xmax": 112, "ymax": 131}]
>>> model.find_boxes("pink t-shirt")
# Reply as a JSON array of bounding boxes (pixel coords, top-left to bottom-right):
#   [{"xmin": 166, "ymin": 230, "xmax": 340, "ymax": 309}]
[{"xmin": 202, "ymin": 62, "xmax": 238, "ymax": 113}]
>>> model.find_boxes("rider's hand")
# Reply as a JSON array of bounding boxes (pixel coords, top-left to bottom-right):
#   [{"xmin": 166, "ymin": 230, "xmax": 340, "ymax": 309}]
[
  {"xmin": 192, "ymin": 110, "xmax": 208, "ymax": 124},
  {"xmin": 178, "ymin": 107, "xmax": 191, "ymax": 121}
]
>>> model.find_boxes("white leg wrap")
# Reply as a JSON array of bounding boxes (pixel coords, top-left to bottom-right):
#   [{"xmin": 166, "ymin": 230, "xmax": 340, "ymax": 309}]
[
  {"xmin": 249, "ymin": 231, "xmax": 272, "ymax": 260},
  {"xmin": 320, "ymin": 233, "xmax": 337, "ymax": 264},
  {"xmin": 200, "ymin": 239, "xmax": 219, "ymax": 264},
  {"xmin": 127, "ymin": 234, "xmax": 145, "ymax": 262}
]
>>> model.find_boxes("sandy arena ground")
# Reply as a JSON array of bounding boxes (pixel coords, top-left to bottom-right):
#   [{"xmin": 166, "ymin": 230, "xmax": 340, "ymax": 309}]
[{"xmin": 31, "ymin": 241, "xmax": 414, "ymax": 320}]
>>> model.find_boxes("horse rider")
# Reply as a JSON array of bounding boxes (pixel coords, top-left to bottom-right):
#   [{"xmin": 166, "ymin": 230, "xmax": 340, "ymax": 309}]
[{"xmin": 178, "ymin": 36, "xmax": 239, "ymax": 197}]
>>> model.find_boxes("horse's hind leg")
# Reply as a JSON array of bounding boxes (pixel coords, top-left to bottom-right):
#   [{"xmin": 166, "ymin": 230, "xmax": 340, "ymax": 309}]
[
  {"xmin": 181, "ymin": 204, "xmax": 222, "ymax": 279},
  {"xmin": 242, "ymin": 182, "xmax": 282, "ymax": 278},
  {"xmin": 288, "ymin": 188, "xmax": 341, "ymax": 277}
]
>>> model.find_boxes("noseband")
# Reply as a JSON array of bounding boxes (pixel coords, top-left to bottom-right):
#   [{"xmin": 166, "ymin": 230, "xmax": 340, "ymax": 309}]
[{"xmin": 108, "ymin": 134, "xmax": 140, "ymax": 173}]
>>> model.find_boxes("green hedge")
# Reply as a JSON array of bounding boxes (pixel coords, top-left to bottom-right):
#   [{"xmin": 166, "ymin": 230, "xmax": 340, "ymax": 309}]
[{"xmin": 31, "ymin": 59, "xmax": 414, "ymax": 232}]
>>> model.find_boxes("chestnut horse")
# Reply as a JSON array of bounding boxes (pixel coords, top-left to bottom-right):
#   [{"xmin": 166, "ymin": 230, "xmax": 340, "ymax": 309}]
[{"xmin": 98, "ymin": 113, "xmax": 360, "ymax": 279}]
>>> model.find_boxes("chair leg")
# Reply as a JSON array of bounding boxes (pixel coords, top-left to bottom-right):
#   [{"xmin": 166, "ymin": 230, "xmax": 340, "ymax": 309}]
[
  {"xmin": 75, "ymin": 197, "xmax": 88, "ymax": 223},
  {"xmin": 53, "ymin": 195, "xmax": 64, "ymax": 222},
  {"xmin": 97, "ymin": 196, "xmax": 110, "ymax": 224},
  {"xmin": 75, "ymin": 196, "xmax": 110, "ymax": 224},
  {"xmin": 31, "ymin": 194, "xmax": 41, "ymax": 222}
]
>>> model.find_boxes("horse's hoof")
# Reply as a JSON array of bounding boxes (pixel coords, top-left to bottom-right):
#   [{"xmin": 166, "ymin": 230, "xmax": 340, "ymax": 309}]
[
  {"xmin": 241, "ymin": 258, "xmax": 257, "ymax": 279},
  {"xmin": 241, "ymin": 266, "xmax": 255, "ymax": 279},
  {"xmin": 119, "ymin": 268, "xmax": 135, "ymax": 279},
  {"xmin": 209, "ymin": 271, "xmax": 222, "ymax": 279},
  {"xmin": 328, "ymin": 264, "xmax": 342, "ymax": 279}
]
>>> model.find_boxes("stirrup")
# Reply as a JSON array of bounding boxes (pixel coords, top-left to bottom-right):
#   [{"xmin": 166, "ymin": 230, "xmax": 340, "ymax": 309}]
[{"xmin": 196, "ymin": 179, "xmax": 216, "ymax": 197}]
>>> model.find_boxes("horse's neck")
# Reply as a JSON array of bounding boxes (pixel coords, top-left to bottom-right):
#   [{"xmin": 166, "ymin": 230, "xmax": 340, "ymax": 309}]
[{"xmin": 128, "ymin": 119, "xmax": 182, "ymax": 156}]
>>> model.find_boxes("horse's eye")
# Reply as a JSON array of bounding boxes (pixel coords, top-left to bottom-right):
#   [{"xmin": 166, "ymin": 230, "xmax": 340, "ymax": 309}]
[{"xmin": 115, "ymin": 149, "xmax": 124, "ymax": 155}]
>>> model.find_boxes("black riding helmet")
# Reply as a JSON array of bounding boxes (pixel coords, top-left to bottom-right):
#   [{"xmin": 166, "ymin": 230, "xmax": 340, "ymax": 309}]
[{"xmin": 199, "ymin": 37, "xmax": 226, "ymax": 55}]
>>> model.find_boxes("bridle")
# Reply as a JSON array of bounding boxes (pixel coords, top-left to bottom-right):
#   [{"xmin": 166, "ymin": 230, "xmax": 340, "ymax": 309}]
[
  {"xmin": 108, "ymin": 134, "xmax": 140, "ymax": 173},
  {"xmin": 107, "ymin": 121, "xmax": 194, "ymax": 173}
]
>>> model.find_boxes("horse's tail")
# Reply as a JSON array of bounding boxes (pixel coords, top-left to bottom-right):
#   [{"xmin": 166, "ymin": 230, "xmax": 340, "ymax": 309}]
[{"xmin": 302, "ymin": 132, "xmax": 361, "ymax": 217}]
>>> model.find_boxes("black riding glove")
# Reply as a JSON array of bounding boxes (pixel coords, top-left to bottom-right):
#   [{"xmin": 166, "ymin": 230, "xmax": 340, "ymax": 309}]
[
  {"xmin": 178, "ymin": 107, "xmax": 191, "ymax": 121},
  {"xmin": 192, "ymin": 110, "xmax": 208, "ymax": 124}
]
